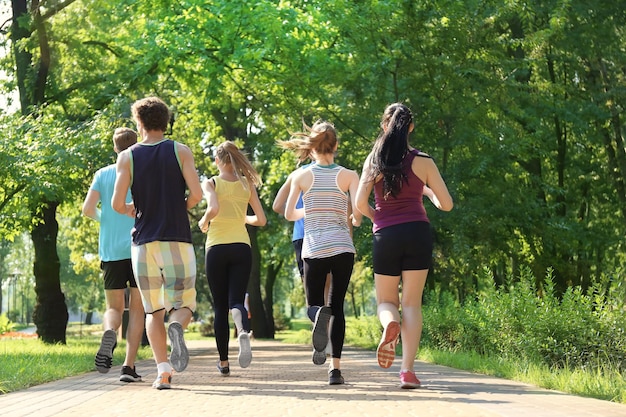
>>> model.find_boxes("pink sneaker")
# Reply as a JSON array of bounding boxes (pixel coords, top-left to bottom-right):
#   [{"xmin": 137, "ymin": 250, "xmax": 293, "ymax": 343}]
[
  {"xmin": 399, "ymin": 370, "xmax": 421, "ymax": 389},
  {"xmin": 377, "ymin": 321, "xmax": 400, "ymax": 368}
]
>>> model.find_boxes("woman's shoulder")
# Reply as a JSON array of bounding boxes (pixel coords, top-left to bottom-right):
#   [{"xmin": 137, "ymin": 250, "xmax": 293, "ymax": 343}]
[{"xmin": 409, "ymin": 148, "xmax": 431, "ymax": 158}]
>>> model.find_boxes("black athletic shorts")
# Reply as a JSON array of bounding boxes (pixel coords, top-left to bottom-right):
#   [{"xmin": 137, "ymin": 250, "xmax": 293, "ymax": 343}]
[
  {"xmin": 101, "ymin": 259, "xmax": 137, "ymax": 290},
  {"xmin": 373, "ymin": 221, "xmax": 433, "ymax": 276}
]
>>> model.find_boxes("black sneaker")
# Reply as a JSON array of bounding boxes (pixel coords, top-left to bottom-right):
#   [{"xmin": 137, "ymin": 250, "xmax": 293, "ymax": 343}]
[
  {"xmin": 217, "ymin": 362, "xmax": 230, "ymax": 376},
  {"xmin": 119, "ymin": 366, "xmax": 142, "ymax": 383},
  {"xmin": 328, "ymin": 368, "xmax": 344, "ymax": 385},
  {"xmin": 95, "ymin": 329, "xmax": 117, "ymax": 373}
]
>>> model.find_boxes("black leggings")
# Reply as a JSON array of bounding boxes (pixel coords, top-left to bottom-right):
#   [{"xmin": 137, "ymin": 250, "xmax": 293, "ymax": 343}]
[
  {"xmin": 206, "ymin": 243, "xmax": 251, "ymax": 362},
  {"xmin": 304, "ymin": 252, "xmax": 354, "ymax": 359}
]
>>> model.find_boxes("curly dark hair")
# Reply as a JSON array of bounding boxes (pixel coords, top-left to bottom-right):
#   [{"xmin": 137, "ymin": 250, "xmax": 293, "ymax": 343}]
[{"xmin": 131, "ymin": 96, "xmax": 171, "ymax": 132}]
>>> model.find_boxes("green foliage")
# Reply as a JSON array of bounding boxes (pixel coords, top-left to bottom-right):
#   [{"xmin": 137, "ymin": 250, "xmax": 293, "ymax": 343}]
[
  {"xmin": 423, "ymin": 267, "xmax": 626, "ymax": 373},
  {"xmin": 0, "ymin": 314, "xmax": 15, "ymax": 334},
  {"xmin": 2, "ymin": 0, "xmax": 626, "ymax": 345}
]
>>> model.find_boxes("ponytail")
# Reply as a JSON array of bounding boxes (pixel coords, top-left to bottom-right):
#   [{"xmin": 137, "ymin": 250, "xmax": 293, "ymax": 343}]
[{"xmin": 367, "ymin": 103, "xmax": 413, "ymax": 199}]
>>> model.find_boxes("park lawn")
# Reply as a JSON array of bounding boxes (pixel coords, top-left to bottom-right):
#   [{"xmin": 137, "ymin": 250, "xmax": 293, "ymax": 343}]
[{"xmin": 0, "ymin": 323, "xmax": 152, "ymax": 394}]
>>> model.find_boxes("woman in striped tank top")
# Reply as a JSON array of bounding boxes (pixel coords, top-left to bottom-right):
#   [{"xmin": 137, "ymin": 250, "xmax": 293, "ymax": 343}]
[{"xmin": 279, "ymin": 120, "xmax": 362, "ymax": 386}]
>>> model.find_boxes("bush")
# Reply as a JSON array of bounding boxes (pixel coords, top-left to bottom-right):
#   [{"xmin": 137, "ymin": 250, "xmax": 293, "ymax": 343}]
[
  {"xmin": 274, "ymin": 311, "xmax": 291, "ymax": 331},
  {"xmin": 0, "ymin": 314, "xmax": 15, "ymax": 334},
  {"xmin": 422, "ymin": 267, "xmax": 626, "ymax": 373}
]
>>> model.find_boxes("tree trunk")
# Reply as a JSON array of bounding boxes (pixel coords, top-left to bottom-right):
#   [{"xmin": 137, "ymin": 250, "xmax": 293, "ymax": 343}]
[
  {"xmin": 85, "ymin": 311, "xmax": 93, "ymax": 325},
  {"xmin": 12, "ymin": 0, "xmax": 69, "ymax": 343},
  {"xmin": 30, "ymin": 201, "xmax": 68, "ymax": 344},
  {"xmin": 263, "ymin": 261, "xmax": 282, "ymax": 338},
  {"xmin": 247, "ymin": 224, "xmax": 271, "ymax": 338}
]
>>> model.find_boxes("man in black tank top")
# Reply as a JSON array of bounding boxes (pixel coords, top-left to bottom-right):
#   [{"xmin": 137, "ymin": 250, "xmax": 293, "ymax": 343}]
[{"xmin": 112, "ymin": 96, "xmax": 203, "ymax": 390}]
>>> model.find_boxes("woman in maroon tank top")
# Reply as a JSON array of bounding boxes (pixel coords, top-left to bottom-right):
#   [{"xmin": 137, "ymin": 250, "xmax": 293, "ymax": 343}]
[{"xmin": 356, "ymin": 103, "xmax": 453, "ymax": 389}]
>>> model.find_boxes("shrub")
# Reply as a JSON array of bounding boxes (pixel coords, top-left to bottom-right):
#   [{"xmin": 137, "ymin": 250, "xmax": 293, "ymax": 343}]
[
  {"xmin": 0, "ymin": 314, "xmax": 15, "ymax": 334},
  {"xmin": 422, "ymin": 267, "xmax": 626, "ymax": 373}
]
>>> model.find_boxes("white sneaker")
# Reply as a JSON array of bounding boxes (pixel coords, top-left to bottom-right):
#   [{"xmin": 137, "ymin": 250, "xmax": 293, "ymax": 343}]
[{"xmin": 238, "ymin": 331, "xmax": 252, "ymax": 368}]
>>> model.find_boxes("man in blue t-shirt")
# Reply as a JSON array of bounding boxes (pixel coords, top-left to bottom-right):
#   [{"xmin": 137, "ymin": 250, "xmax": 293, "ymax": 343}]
[{"xmin": 82, "ymin": 127, "xmax": 145, "ymax": 383}]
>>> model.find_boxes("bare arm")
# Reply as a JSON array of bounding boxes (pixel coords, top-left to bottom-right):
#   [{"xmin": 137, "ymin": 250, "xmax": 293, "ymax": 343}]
[
  {"xmin": 355, "ymin": 155, "xmax": 377, "ymax": 220},
  {"xmin": 198, "ymin": 178, "xmax": 219, "ymax": 233},
  {"xmin": 272, "ymin": 174, "xmax": 292, "ymax": 215},
  {"xmin": 112, "ymin": 150, "xmax": 134, "ymax": 217},
  {"xmin": 420, "ymin": 158, "xmax": 453, "ymax": 212},
  {"xmin": 177, "ymin": 142, "xmax": 203, "ymax": 210},
  {"xmin": 344, "ymin": 169, "xmax": 362, "ymax": 227},
  {"xmin": 247, "ymin": 185, "xmax": 267, "ymax": 227},
  {"xmin": 285, "ymin": 171, "xmax": 306, "ymax": 221},
  {"xmin": 82, "ymin": 189, "xmax": 101, "ymax": 221}
]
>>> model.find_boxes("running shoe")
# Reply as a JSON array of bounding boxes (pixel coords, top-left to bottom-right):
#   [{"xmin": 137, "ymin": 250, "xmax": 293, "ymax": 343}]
[
  {"xmin": 328, "ymin": 368, "xmax": 345, "ymax": 385},
  {"xmin": 119, "ymin": 366, "xmax": 142, "ymax": 383},
  {"xmin": 95, "ymin": 329, "xmax": 117, "ymax": 373},
  {"xmin": 168, "ymin": 322, "xmax": 189, "ymax": 372},
  {"xmin": 152, "ymin": 372, "xmax": 172, "ymax": 390},
  {"xmin": 377, "ymin": 321, "xmax": 400, "ymax": 369},
  {"xmin": 312, "ymin": 306, "xmax": 332, "ymax": 352},
  {"xmin": 238, "ymin": 331, "xmax": 252, "ymax": 368},
  {"xmin": 217, "ymin": 362, "xmax": 230, "ymax": 376},
  {"xmin": 312, "ymin": 348, "xmax": 327, "ymax": 365},
  {"xmin": 399, "ymin": 370, "xmax": 421, "ymax": 389}
]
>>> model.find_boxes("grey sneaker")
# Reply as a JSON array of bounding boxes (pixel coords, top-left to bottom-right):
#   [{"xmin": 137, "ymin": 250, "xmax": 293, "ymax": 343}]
[
  {"xmin": 95, "ymin": 329, "xmax": 117, "ymax": 373},
  {"xmin": 168, "ymin": 322, "xmax": 189, "ymax": 372},
  {"xmin": 312, "ymin": 306, "xmax": 332, "ymax": 352},
  {"xmin": 312, "ymin": 348, "xmax": 327, "ymax": 365}
]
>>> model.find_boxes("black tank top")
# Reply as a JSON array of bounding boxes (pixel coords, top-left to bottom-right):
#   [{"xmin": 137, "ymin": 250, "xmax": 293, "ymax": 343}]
[{"xmin": 130, "ymin": 139, "xmax": 192, "ymax": 245}]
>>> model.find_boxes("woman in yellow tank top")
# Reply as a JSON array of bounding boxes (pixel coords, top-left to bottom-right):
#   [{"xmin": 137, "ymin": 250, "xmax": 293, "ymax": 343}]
[{"xmin": 198, "ymin": 141, "xmax": 266, "ymax": 376}]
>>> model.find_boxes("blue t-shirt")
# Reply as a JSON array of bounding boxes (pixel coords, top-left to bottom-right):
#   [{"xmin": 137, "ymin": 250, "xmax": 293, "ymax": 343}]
[
  {"xmin": 292, "ymin": 194, "xmax": 304, "ymax": 241},
  {"xmin": 90, "ymin": 164, "xmax": 134, "ymax": 261}
]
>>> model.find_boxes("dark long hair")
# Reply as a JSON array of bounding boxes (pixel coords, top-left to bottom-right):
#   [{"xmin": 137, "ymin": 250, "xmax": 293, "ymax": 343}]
[{"xmin": 367, "ymin": 103, "xmax": 413, "ymax": 199}]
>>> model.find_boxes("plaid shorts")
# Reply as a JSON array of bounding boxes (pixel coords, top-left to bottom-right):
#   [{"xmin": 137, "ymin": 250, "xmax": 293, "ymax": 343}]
[{"xmin": 131, "ymin": 241, "xmax": 197, "ymax": 314}]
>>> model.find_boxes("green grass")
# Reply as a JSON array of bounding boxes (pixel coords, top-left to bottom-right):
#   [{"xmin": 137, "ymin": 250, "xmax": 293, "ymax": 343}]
[
  {"xmin": 417, "ymin": 347, "xmax": 626, "ymax": 403},
  {"xmin": 0, "ymin": 323, "xmax": 152, "ymax": 394}
]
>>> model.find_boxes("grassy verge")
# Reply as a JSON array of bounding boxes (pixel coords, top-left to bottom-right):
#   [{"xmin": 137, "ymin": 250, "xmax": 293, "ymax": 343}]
[
  {"xmin": 0, "ymin": 323, "xmax": 152, "ymax": 394},
  {"xmin": 418, "ymin": 347, "xmax": 626, "ymax": 404},
  {"xmin": 278, "ymin": 316, "xmax": 626, "ymax": 404}
]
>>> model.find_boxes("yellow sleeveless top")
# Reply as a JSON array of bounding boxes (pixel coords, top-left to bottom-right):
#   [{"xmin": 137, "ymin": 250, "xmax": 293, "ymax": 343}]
[{"xmin": 205, "ymin": 177, "xmax": 251, "ymax": 248}]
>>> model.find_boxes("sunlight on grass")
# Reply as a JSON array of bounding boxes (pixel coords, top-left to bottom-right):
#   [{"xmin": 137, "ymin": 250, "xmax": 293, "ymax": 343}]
[
  {"xmin": 418, "ymin": 347, "xmax": 626, "ymax": 403},
  {"xmin": 0, "ymin": 327, "xmax": 152, "ymax": 394}
]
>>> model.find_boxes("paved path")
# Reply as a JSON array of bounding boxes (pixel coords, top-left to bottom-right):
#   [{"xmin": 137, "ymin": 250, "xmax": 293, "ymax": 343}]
[{"xmin": 1, "ymin": 338, "xmax": 625, "ymax": 417}]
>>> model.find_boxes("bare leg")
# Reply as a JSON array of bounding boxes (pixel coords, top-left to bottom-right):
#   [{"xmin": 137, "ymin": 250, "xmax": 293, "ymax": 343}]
[
  {"xmin": 375, "ymin": 274, "xmax": 401, "ymax": 328},
  {"xmin": 398, "ymin": 269, "xmax": 428, "ymax": 372},
  {"xmin": 103, "ymin": 288, "xmax": 125, "ymax": 334},
  {"xmin": 375, "ymin": 274, "xmax": 402, "ymax": 368},
  {"xmin": 146, "ymin": 309, "xmax": 168, "ymax": 365},
  {"xmin": 123, "ymin": 287, "xmax": 145, "ymax": 368}
]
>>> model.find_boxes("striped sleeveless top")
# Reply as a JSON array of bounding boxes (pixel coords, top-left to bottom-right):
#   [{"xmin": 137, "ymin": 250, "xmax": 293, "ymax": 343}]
[{"xmin": 301, "ymin": 164, "xmax": 355, "ymax": 259}]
